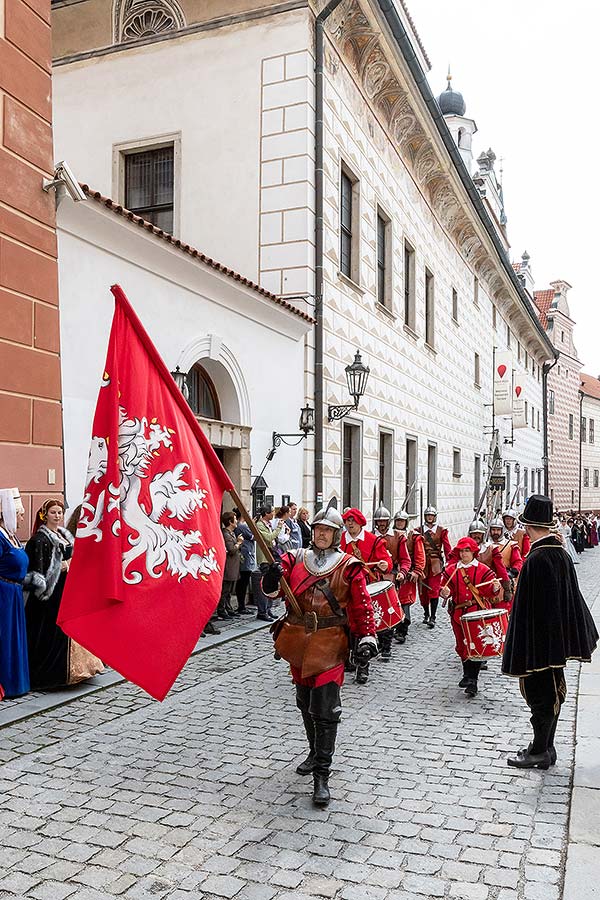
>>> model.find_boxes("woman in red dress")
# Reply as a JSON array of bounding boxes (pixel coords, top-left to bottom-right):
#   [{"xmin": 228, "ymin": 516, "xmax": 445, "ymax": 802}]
[{"xmin": 440, "ymin": 537, "xmax": 501, "ymax": 698}]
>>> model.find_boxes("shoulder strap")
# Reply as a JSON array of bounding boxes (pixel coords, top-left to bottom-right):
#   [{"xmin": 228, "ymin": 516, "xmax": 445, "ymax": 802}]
[
  {"xmin": 349, "ymin": 540, "xmax": 365, "ymax": 562},
  {"xmin": 460, "ymin": 569, "xmax": 487, "ymax": 610},
  {"xmin": 315, "ymin": 578, "xmax": 346, "ymax": 618}
]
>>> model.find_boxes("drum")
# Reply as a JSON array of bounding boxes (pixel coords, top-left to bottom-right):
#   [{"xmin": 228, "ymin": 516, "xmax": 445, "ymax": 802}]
[
  {"xmin": 366, "ymin": 580, "xmax": 404, "ymax": 632},
  {"xmin": 460, "ymin": 608, "xmax": 509, "ymax": 659}
]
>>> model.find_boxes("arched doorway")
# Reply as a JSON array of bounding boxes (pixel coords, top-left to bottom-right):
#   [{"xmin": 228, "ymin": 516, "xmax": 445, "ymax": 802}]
[{"xmin": 177, "ymin": 337, "xmax": 252, "ymax": 507}]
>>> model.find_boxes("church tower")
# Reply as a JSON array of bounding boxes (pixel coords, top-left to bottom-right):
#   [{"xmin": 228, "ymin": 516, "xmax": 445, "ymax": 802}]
[{"xmin": 437, "ymin": 70, "xmax": 477, "ymax": 172}]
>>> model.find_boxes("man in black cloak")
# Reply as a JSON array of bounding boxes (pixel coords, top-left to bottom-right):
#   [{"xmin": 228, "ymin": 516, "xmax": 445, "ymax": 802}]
[{"xmin": 502, "ymin": 495, "xmax": 598, "ymax": 770}]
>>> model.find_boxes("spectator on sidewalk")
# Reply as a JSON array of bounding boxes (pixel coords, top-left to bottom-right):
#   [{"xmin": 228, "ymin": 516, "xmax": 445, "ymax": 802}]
[
  {"xmin": 0, "ymin": 488, "xmax": 30, "ymax": 699},
  {"xmin": 253, "ymin": 505, "xmax": 282, "ymax": 621},
  {"xmin": 272, "ymin": 506, "xmax": 292, "ymax": 557},
  {"xmin": 286, "ymin": 502, "xmax": 303, "ymax": 551},
  {"xmin": 298, "ymin": 507, "xmax": 312, "ymax": 548},
  {"xmin": 233, "ymin": 507, "xmax": 255, "ymax": 615},
  {"xmin": 218, "ymin": 511, "xmax": 243, "ymax": 620}
]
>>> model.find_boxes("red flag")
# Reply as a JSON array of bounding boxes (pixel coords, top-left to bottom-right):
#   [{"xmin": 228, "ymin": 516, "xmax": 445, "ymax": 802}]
[{"xmin": 58, "ymin": 285, "xmax": 233, "ymax": 700}]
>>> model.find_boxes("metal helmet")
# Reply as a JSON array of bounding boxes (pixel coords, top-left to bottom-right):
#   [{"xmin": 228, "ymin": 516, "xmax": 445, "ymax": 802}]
[
  {"xmin": 424, "ymin": 506, "xmax": 438, "ymax": 518},
  {"xmin": 468, "ymin": 519, "xmax": 486, "ymax": 535},
  {"xmin": 489, "ymin": 516, "xmax": 504, "ymax": 530},
  {"xmin": 502, "ymin": 508, "xmax": 517, "ymax": 521},
  {"xmin": 311, "ymin": 508, "xmax": 344, "ymax": 549},
  {"xmin": 373, "ymin": 505, "xmax": 391, "ymax": 522},
  {"xmin": 393, "ymin": 509, "xmax": 410, "ymax": 522}
]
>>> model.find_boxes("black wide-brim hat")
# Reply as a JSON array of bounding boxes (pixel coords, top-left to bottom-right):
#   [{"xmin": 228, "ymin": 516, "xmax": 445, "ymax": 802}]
[{"xmin": 517, "ymin": 494, "xmax": 555, "ymax": 527}]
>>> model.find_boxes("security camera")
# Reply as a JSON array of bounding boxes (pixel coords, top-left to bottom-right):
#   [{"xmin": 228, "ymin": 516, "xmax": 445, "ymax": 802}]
[{"xmin": 42, "ymin": 160, "xmax": 87, "ymax": 202}]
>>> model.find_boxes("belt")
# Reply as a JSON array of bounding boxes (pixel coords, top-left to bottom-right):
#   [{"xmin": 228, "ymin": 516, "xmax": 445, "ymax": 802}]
[
  {"xmin": 285, "ymin": 612, "xmax": 347, "ymax": 633},
  {"xmin": 0, "ymin": 575, "xmax": 21, "ymax": 585}
]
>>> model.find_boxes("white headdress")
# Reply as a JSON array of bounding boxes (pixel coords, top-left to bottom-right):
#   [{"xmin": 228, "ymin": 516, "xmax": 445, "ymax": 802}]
[{"xmin": 0, "ymin": 487, "xmax": 20, "ymax": 534}]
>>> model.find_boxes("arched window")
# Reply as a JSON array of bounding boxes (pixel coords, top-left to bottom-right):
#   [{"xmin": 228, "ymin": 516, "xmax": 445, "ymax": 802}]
[
  {"xmin": 186, "ymin": 364, "xmax": 220, "ymax": 420},
  {"xmin": 113, "ymin": 0, "xmax": 185, "ymax": 44}
]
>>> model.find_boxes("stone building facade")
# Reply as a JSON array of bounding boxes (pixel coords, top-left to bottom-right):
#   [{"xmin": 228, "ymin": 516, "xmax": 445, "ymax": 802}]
[
  {"xmin": 50, "ymin": 0, "xmax": 554, "ymax": 534},
  {"xmin": 580, "ymin": 373, "xmax": 600, "ymax": 512},
  {"xmin": 0, "ymin": 0, "xmax": 64, "ymax": 534},
  {"xmin": 534, "ymin": 281, "xmax": 582, "ymax": 510}
]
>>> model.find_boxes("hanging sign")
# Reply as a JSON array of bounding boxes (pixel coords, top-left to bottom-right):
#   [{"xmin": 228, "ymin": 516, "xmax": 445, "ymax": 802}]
[
  {"xmin": 493, "ymin": 351, "xmax": 513, "ymax": 416},
  {"xmin": 512, "ymin": 383, "xmax": 527, "ymax": 428}
]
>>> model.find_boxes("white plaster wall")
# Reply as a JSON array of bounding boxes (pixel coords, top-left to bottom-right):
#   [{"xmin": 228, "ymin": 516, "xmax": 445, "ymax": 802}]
[
  {"xmin": 56, "ymin": 201, "xmax": 309, "ymax": 510},
  {"xmin": 581, "ymin": 393, "xmax": 600, "ymax": 511},
  {"xmin": 52, "ymin": 9, "xmax": 311, "ymax": 286}
]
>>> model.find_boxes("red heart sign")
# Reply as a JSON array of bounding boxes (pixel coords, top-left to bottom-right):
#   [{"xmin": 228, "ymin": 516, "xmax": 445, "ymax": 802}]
[
  {"xmin": 515, "ymin": 385, "xmax": 522, "ymax": 398},
  {"xmin": 497, "ymin": 364, "xmax": 507, "ymax": 379}
]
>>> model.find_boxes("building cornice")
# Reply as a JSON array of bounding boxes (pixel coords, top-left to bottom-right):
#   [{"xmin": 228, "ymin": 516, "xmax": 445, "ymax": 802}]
[{"xmin": 325, "ymin": 0, "xmax": 555, "ymax": 362}]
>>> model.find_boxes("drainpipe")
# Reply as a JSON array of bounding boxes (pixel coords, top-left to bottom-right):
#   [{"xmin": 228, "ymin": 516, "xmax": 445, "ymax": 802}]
[
  {"xmin": 314, "ymin": 0, "xmax": 344, "ymax": 512},
  {"xmin": 542, "ymin": 355, "xmax": 558, "ymax": 495},
  {"xmin": 579, "ymin": 389, "xmax": 584, "ymax": 513}
]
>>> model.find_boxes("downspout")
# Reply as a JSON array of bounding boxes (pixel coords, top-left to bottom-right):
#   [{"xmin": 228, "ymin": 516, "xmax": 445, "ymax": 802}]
[
  {"xmin": 314, "ymin": 0, "xmax": 344, "ymax": 511},
  {"xmin": 579, "ymin": 389, "xmax": 584, "ymax": 513},
  {"xmin": 542, "ymin": 355, "xmax": 558, "ymax": 495}
]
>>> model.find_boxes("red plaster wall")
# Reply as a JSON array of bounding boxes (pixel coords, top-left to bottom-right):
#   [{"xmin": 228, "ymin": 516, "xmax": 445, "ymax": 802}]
[{"xmin": 0, "ymin": 0, "xmax": 64, "ymax": 538}]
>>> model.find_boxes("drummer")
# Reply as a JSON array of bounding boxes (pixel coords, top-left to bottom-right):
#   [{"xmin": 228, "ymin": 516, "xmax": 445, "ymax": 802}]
[
  {"xmin": 372, "ymin": 506, "xmax": 410, "ymax": 661},
  {"xmin": 440, "ymin": 537, "xmax": 502, "ymax": 698}
]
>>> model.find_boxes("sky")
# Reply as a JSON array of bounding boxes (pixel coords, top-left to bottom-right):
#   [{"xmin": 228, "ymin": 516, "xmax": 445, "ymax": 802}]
[{"xmin": 412, "ymin": 1, "xmax": 599, "ymax": 374}]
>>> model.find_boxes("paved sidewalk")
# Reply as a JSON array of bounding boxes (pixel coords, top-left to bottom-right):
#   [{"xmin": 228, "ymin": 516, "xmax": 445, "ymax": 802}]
[
  {"xmin": 0, "ymin": 553, "xmax": 597, "ymax": 899},
  {"xmin": 563, "ymin": 550, "xmax": 600, "ymax": 900}
]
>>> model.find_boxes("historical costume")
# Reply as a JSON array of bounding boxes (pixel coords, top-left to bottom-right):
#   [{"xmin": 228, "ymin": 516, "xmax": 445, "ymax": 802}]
[
  {"xmin": 503, "ymin": 496, "xmax": 598, "ymax": 769},
  {"xmin": 571, "ymin": 518, "xmax": 586, "ymax": 554},
  {"xmin": 558, "ymin": 519, "xmax": 579, "ymax": 565},
  {"xmin": 0, "ymin": 489, "xmax": 30, "ymax": 698},
  {"xmin": 441, "ymin": 537, "xmax": 502, "ymax": 697},
  {"xmin": 263, "ymin": 508, "xmax": 378, "ymax": 806},
  {"xmin": 415, "ymin": 506, "xmax": 451, "ymax": 628},
  {"xmin": 24, "ymin": 499, "xmax": 104, "ymax": 691},
  {"xmin": 341, "ymin": 508, "xmax": 392, "ymax": 682},
  {"xmin": 503, "ymin": 508, "xmax": 531, "ymax": 559},
  {"xmin": 393, "ymin": 510, "xmax": 425, "ymax": 644},
  {"xmin": 372, "ymin": 506, "xmax": 410, "ymax": 660}
]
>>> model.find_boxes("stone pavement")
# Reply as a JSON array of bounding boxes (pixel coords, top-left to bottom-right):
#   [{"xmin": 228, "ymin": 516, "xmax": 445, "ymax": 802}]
[{"xmin": 0, "ymin": 552, "xmax": 598, "ymax": 900}]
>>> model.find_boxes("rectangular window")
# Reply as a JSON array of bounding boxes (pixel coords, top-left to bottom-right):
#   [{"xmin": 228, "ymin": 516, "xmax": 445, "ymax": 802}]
[
  {"xmin": 590, "ymin": 419, "xmax": 595, "ymax": 444},
  {"xmin": 537, "ymin": 470, "xmax": 542, "ymax": 494},
  {"xmin": 492, "ymin": 304, "xmax": 497, "ymax": 329},
  {"xmin": 569, "ymin": 414, "xmax": 574, "ymax": 440},
  {"xmin": 550, "ymin": 439, "xmax": 554, "ymax": 454},
  {"xmin": 525, "ymin": 350, "xmax": 529, "ymax": 370},
  {"xmin": 525, "ymin": 400, "xmax": 528, "ymax": 424},
  {"xmin": 427, "ymin": 443, "xmax": 437, "ymax": 507},
  {"xmin": 537, "ymin": 409, "xmax": 540, "ymax": 431},
  {"xmin": 524, "ymin": 467, "xmax": 529, "ymax": 498},
  {"xmin": 342, "ymin": 422, "xmax": 361, "ymax": 509},
  {"xmin": 584, "ymin": 468, "xmax": 590, "ymax": 488},
  {"xmin": 378, "ymin": 430, "xmax": 393, "ymax": 512},
  {"xmin": 551, "ymin": 488, "xmax": 554, "ymax": 503},
  {"xmin": 594, "ymin": 469, "xmax": 599, "ymax": 488},
  {"xmin": 531, "ymin": 405, "xmax": 535, "ymax": 429},
  {"xmin": 506, "ymin": 323, "xmax": 511, "ymax": 348},
  {"xmin": 425, "ymin": 268, "xmax": 435, "ymax": 348},
  {"xmin": 474, "ymin": 455, "xmax": 481, "ymax": 509},
  {"xmin": 452, "ymin": 288, "xmax": 459, "ymax": 323},
  {"xmin": 340, "ymin": 170, "xmax": 354, "ymax": 279},
  {"xmin": 405, "ymin": 437, "xmax": 417, "ymax": 515},
  {"xmin": 572, "ymin": 490, "xmax": 575, "ymax": 505},
  {"xmin": 517, "ymin": 341, "xmax": 522, "ymax": 363},
  {"xmin": 124, "ymin": 145, "xmax": 175, "ymax": 232},
  {"xmin": 582, "ymin": 417, "xmax": 587, "ymax": 443},
  {"xmin": 473, "ymin": 275, "xmax": 479, "ymax": 306},
  {"xmin": 453, "ymin": 448, "xmax": 462, "ymax": 478},
  {"xmin": 376, "ymin": 209, "xmax": 391, "ymax": 310},
  {"xmin": 404, "ymin": 240, "xmax": 416, "ymax": 331},
  {"xmin": 474, "ymin": 352, "xmax": 480, "ymax": 386},
  {"xmin": 549, "ymin": 390, "xmax": 555, "ymax": 415}
]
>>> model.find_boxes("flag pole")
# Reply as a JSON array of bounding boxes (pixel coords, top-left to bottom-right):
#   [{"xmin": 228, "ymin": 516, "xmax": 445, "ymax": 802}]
[{"xmin": 228, "ymin": 487, "xmax": 303, "ymax": 618}]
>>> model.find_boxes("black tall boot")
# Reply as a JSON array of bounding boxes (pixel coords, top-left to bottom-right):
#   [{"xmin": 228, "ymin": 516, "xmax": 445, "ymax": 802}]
[
  {"xmin": 422, "ymin": 603, "xmax": 430, "ymax": 624},
  {"xmin": 428, "ymin": 598, "xmax": 438, "ymax": 629},
  {"xmin": 547, "ymin": 716, "xmax": 559, "ymax": 766},
  {"xmin": 463, "ymin": 660, "xmax": 481, "ymax": 697},
  {"xmin": 312, "ymin": 721, "xmax": 338, "ymax": 807},
  {"xmin": 379, "ymin": 629, "xmax": 393, "ymax": 661},
  {"xmin": 295, "ymin": 685, "xmax": 315, "ymax": 774}
]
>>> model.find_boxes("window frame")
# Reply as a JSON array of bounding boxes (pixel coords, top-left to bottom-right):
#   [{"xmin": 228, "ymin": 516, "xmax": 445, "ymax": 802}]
[
  {"xmin": 405, "ymin": 436, "xmax": 418, "ymax": 515},
  {"xmin": 113, "ymin": 132, "xmax": 181, "ymax": 237},
  {"xmin": 569, "ymin": 413, "xmax": 574, "ymax": 440},
  {"xmin": 403, "ymin": 239, "xmax": 416, "ymax": 332},
  {"xmin": 590, "ymin": 419, "xmax": 595, "ymax": 444},
  {"xmin": 581, "ymin": 416, "xmax": 587, "ymax": 443},
  {"xmin": 378, "ymin": 428, "xmax": 394, "ymax": 511},
  {"xmin": 340, "ymin": 161, "xmax": 360, "ymax": 285},
  {"xmin": 427, "ymin": 442, "xmax": 437, "ymax": 508},
  {"xmin": 452, "ymin": 447, "xmax": 462, "ymax": 479},
  {"xmin": 425, "ymin": 267, "xmax": 435, "ymax": 349},
  {"xmin": 342, "ymin": 419, "xmax": 362, "ymax": 510},
  {"xmin": 375, "ymin": 206, "xmax": 392, "ymax": 311},
  {"xmin": 549, "ymin": 389, "xmax": 555, "ymax": 415},
  {"xmin": 584, "ymin": 468, "xmax": 590, "ymax": 488},
  {"xmin": 474, "ymin": 351, "xmax": 481, "ymax": 387}
]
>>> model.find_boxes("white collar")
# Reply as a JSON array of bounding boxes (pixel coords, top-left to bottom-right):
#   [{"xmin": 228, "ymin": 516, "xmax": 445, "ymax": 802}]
[
  {"xmin": 346, "ymin": 527, "xmax": 365, "ymax": 543},
  {"xmin": 457, "ymin": 560, "xmax": 479, "ymax": 569},
  {"xmin": 425, "ymin": 524, "xmax": 438, "ymax": 533}
]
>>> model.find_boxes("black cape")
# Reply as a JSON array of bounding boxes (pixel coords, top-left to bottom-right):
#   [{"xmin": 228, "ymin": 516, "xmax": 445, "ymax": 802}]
[{"xmin": 502, "ymin": 535, "xmax": 598, "ymax": 677}]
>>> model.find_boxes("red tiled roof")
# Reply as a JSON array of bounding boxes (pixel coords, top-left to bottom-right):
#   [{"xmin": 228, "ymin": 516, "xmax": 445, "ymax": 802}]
[
  {"xmin": 398, "ymin": 0, "xmax": 432, "ymax": 69},
  {"xmin": 533, "ymin": 289, "xmax": 554, "ymax": 329},
  {"xmin": 80, "ymin": 185, "xmax": 315, "ymax": 325},
  {"xmin": 581, "ymin": 373, "xmax": 600, "ymax": 401}
]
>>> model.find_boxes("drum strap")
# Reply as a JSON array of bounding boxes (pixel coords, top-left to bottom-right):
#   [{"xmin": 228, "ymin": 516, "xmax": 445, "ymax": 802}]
[
  {"xmin": 460, "ymin": 571, "xmax": 487, "ymax": 610},
  {"xmin": 349, "ymin": 541, "xmax": 365, "ymax": 562}
]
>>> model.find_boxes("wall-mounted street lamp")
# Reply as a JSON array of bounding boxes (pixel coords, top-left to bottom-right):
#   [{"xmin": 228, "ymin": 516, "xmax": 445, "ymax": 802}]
[
  {"xmin": 273, "ymin": 404, "xmax": 315, "ymax": 448},
  {"xmin": 328, "ymin": 350, "xmax": 370, "ymax": 422},
  {"xmin": 170, "ymin": 365, "xmax": 190, "ymax": 400}
]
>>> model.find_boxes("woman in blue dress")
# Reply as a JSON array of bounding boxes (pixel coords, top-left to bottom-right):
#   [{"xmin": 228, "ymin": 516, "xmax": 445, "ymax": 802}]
[{"xmin": 0, "ymin": 488, "xmax": 30, "ymax": 698}]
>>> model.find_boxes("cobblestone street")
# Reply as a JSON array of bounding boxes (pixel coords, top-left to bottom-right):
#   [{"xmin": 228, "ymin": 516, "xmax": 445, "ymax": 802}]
[{"xmin": 0, "ymin": 551, "xmax": 598, "ymax": 900}]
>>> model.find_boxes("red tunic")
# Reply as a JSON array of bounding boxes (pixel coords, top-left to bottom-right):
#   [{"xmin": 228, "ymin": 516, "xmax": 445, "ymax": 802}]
[
  {"xmin": 277, "ymin": 550, "xmax": 376, "ymax": 688},
  {"xmin": 493, "ymin": 538, "xmax": 523, "ymax": 574},
  {"xmin": 443, "ymin": 560, "xmax": 502, "ymax": 660},
  {"xmin": 448, "ymin": 542, "xmax": 509, "ymax": 582},
  {"xmin": 415, "ymin": 525, "xmax": 451, "ymax": 605},
  {"xmin": 340, "ymin": 529, "xmax": 393, "ymax": 578},
  {"xmin": 397, "ymin": 529, "xmax": 426, "ymax": 606}
]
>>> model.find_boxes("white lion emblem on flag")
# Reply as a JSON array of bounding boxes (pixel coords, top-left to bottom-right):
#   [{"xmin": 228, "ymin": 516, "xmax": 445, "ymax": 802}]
[{"xmin": 79, "ymin": 406, "xmax": 220, "ymax": 585}]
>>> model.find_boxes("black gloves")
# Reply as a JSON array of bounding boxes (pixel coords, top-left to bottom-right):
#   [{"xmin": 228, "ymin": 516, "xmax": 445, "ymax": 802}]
[
  {"xmin": 508, "ymin": 567, "xmax": 519, "ymax": 578},
  {"xmin": 355, "ymin": 635, "xmax": 379, "ymax": 661},
  {"xmin": 262, "ymin": 561, "xmax": 284, "ymax": 594}
]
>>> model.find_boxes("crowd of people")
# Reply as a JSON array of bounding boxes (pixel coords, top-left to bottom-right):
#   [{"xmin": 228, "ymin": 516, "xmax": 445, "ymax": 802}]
[
  {"xmin": 0, "ymin": 489, "xmax": 103, "ymax": 701},
  {"xmin": 557, "ymin": 511, "xmax": 600, "ymax": 559}
]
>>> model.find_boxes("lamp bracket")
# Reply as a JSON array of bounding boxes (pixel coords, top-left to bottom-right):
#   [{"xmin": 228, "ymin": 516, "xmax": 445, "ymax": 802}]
[
  {"xmin": 272, "ymin": 432, "xmax": 309, "ymax": 448},
  {"xmin": 327, "ymin": 402, "xmax": 359, "ymax": 423}
]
